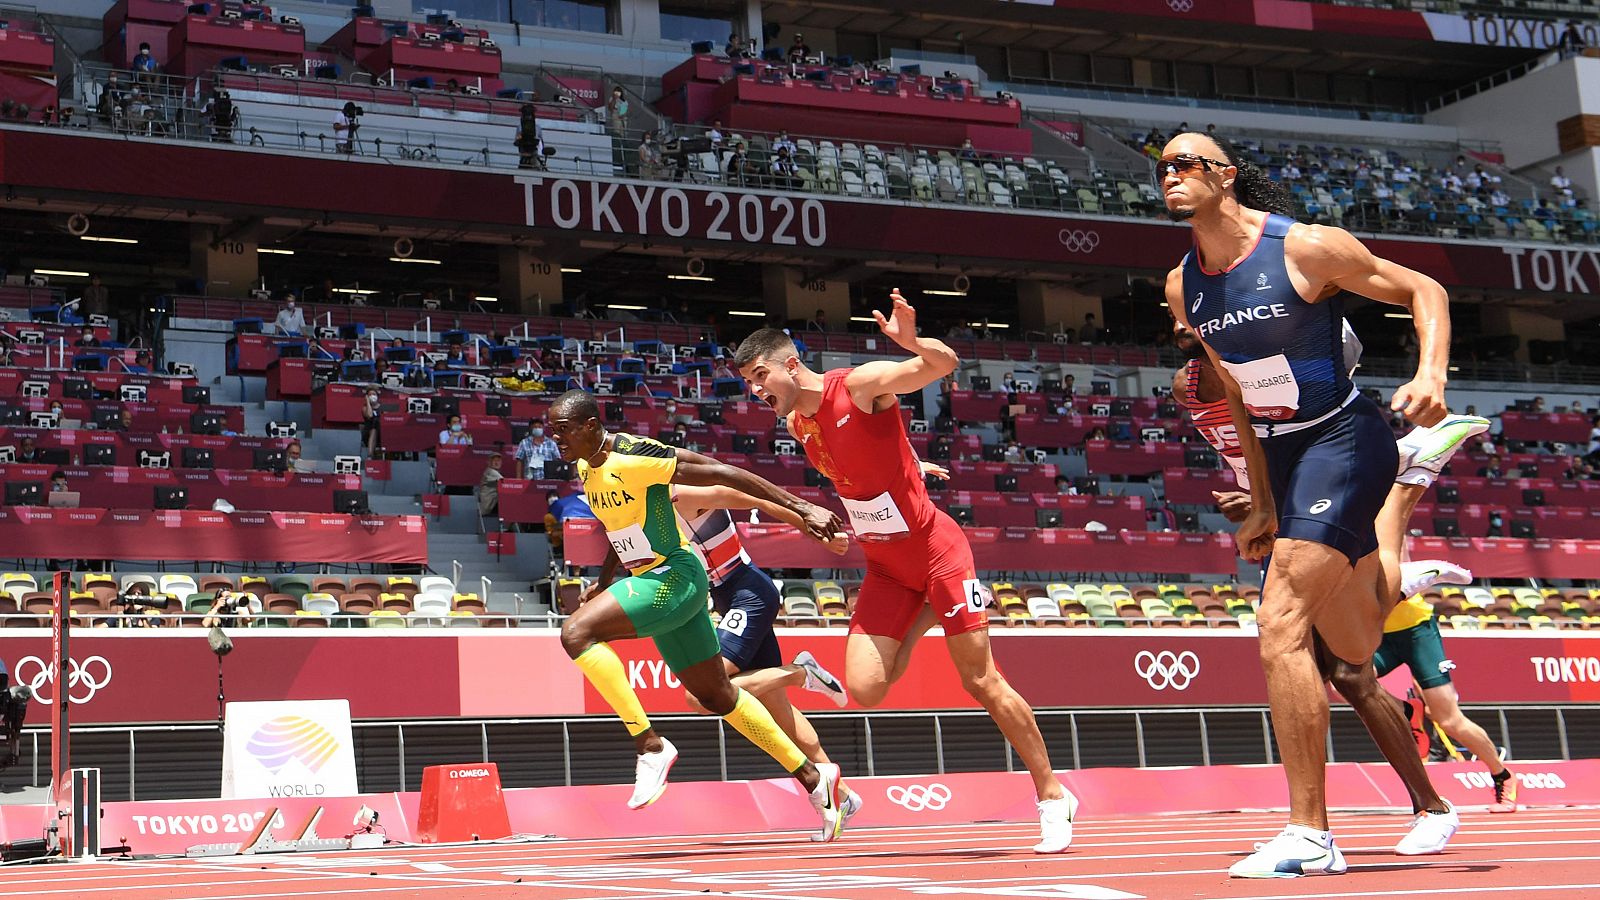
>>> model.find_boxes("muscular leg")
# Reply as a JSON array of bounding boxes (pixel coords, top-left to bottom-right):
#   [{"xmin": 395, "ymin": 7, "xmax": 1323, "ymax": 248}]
[
  {"xmin": 1310, "ymin": 550, "xmax": 1384, "ymax": 667},
  {"xmin": 560, "ymin": 591, "xmax": 662, "ymax": 755},
  {"xmin": 1318, "ymin": 639, "xmax": 1446, "ymax": 815},
  {"xmin": 1259, "ymin": 538, "xmax": 1360, "ymax": 832},
  {"xmin": 681, "ymin": 660, "xmax": 830, "ymax": 764},
  {"xmin": 674, "ymin": 654, "xmax": 822, "ymax": 791},
  {"xmin": 1421, "ymin": 682, "xmax": 1505, "ymax": 775},
  {"xmin": 1373, "ymin": 483, "xmax": 1428, "ymax": 616},
  {"xmin": 945, "ymin": 628, "xmax": 1064, "ymax": 801}
]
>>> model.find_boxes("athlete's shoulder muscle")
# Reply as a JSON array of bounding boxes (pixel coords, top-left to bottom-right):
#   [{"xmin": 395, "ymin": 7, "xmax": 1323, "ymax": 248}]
[
  {"xmin": 1164, "ymin": 266, "xmax": 1187, "ymax": 324},
  {"xmin": 1284, "ymin": 222, "xmax": 1371, "ymax": 293},
  {"xmin": 612, "ymin": 433, "xmax": 675, "ymax": 459}
]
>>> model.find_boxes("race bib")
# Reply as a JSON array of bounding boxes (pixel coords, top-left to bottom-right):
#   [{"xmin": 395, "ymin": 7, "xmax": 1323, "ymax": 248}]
[
  {"xmin": 1225, "ymin": 454, "xmax": 1251, "ymax": 491},
  {"xmin": 1220, "ymin": 354, "xmax": 1300, "ymax": 420},
  {"xmin": 840, "ymin": 491, "xmax": 911, "ymax": 539},
  {"xmin": 607, "ymin": 523, "xmax": 655, "ymax": 569}
]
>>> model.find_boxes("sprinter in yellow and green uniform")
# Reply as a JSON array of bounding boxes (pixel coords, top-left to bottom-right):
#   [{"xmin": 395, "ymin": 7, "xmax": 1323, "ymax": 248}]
[
  {"xmin": 1374, "ymin": 563, "xmax": 1517, "ymax": 813},
  {"xmin": 546, "ymin": 390, "xmax": 853, "ymax": 841}
]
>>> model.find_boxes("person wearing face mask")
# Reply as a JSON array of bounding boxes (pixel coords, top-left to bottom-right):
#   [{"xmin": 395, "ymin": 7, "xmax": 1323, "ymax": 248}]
[
  {"xmin": 274, "ymin": 296, "xmax": 307, "ymax": 337},
  {"xmin": 362, "ymin": 388, "xmax": 383, "ymax": 457},
  {"xmin": 48, "ymin": 402, "xmax": 65, "ymax": 425},
  {"xmin": 515, "ymin": 419, "xmax": 560, "ymax": 478},
  {"xmin": 438, "ymin": 413, "xmax": 473, "ymax": 447}
]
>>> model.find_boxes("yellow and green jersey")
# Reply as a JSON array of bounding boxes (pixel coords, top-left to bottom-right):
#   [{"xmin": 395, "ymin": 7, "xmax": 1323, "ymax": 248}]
[
  {"xmin": 1385, "ymin": 594, "xmax": 1433, "ymax": 633},
  {"xmin": 578, "ymin": 433, "xmax": 687, "ymax": 574}
]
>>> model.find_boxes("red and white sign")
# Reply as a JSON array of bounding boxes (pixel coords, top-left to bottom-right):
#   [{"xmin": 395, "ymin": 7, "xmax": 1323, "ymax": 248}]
[{"xmin": 2, "ymin": 631, "xmax": 1597, "ymax": 725}]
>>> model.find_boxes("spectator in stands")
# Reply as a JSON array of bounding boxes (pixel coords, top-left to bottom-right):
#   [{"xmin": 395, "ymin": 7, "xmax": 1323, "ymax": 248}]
[
  {"xmin": 1055, "ymin": 475, "xmax": 1075, "ymax": 495},
  {"xmin": 1590, "ymin": 415, "xmax": 1600, "ymax": 460},
  {"xmin": 638, "ymin": 132, "xmax": 664, "ymax": 179},
  {"xmin": 284, "ymin": 441, "xmax": 314, "ymax": 475},
  {"xmin": 132, "ymin": 43, "xmax": 158, "ymax": 78},
  {"xmin": 1552, "ymin": 166, "xmax": 1574, "ymax": 198},
  {"xmin": 48, "ymin": 401, "xmax": 64, "ymax": 423},
  {"xmin": 662, "ymin": 398, "xmax": 689, "ymax": 425},
  {"xmin": 1281, "ymin": 159, "xmax": 1301, "ymax": 182},
  {"xmin": 114, "ymin": 408, "xmax": 134, "ymax": 432},
  {"xmin": 707, "ymin": 119, "xmax": 725, "ymax": 163},
  {"xmin": 362, "ymin": 388, "xmax": 382, "ymax": 456},
  {"xmin": 1489, "ymin": 186, "xmax": 1510, "ymax": 208},
  {"xmin": 958, "ymin": 138, "xmax": 979, "ymax": 162},
  {"xmin": 807, "ymin": 307, "xmax": 829, "ymax": 332},
  {"xmin": 1441, "ymin": 170, "xmax": 1463, "ymax": 194},
  {"xmin": 1003, "ymin": 440, "xmax": 1024, "ymax": 464},
  {"xmin": 772, "ymin": 130, "xmax": 796, "ymax": 157},
  {"xmin": 478, "ymin": 451, "xmax": 504, "ymax": 518},
  {"xmin": 439, "ymin": 413, "xmax": 473, "ymax": 447},
  {"xmin": 273, "ymin": 297, "xmax": 307, "ymax": 336},
  {"xmin": 74, "ymin": 327, "xmax": 99, "ymax": 348},
  {"xmin": 712, "ymin": 353, "xmax": 736, "ymax": 380},
  {"xmin": 516, "ymin": 103, "xmax": 544, "ymax": 170},
  {"xmin": 1559, "ymin": 21, "xmax": 1587, "ymax": 59},
  {"xmin": 49, "ymin": 471, "xmax": 69, "ymax": 494},
  {"xmin": 334, "ymin": 101, "xmax": 360, "ymax": 154},
  {"xmin": 81, "ymin": 273, "xmax": 110, "ymax": 322},
  {"xmin": 1478, "ymin": 453, "xmax": 1503, "ymax": 478},
  {"xmin": 787, "ymin": 33, "xmax": 810, "ymax": 63},
  {"xmin": 606, "ymin": 88, "xmax": 628, "ymax": 137},
  {"xmin": 769, "ymin": 146, "xmax": 799, "ymax": 188},
  {"xmin": 727, "ymin": 141, "xmax": 758, "ymax": 186},
  {"xmin": 1079, "ymin": 313, "xmax": 1101, "ymax": 344},
  {"xmin": 97, "ymin": 73, "xmax": 125, "ymax": 128},
  {"xmin": 1533, "ymin": 396, "xmax": 1547, "ymax": 413},
  {"xmin": 725, "ymin": 33, "xmax": 748, "ymax": 58},
  {"xmin": 205, "ymin": 89, "xmax": 236, "ymax": 143},
  {"xmin": 515, "ymin": 420, "xmax": 560, "ymax": 478}
]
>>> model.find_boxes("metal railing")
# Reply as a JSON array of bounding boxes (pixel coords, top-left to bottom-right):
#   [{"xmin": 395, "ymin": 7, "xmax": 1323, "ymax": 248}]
[{"xmin": 11, "ymin": 702, "xmax": 1592, "ymax": 800}]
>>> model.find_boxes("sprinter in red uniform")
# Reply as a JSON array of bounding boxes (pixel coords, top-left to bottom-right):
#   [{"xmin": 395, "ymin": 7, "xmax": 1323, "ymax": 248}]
[{"xmin": 734, "ymin": 291, "xmax": 1078, "ymax": 853}]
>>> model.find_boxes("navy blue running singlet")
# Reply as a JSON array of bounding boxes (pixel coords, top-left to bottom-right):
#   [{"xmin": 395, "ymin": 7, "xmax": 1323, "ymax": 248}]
[{"xmin": 1181, "ymin": 214, "xmax": 1352, "ymax": 428}]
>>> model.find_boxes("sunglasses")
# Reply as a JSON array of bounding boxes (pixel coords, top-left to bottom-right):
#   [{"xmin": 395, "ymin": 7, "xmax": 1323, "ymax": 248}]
[{"xmin": 1156, "ymin": 153, "xmax": 1231, "ymax": 179}]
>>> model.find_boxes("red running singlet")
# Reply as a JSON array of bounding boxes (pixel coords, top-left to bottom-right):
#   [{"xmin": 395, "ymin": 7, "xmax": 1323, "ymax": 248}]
[{"xmin": 791, "ymin": 368, "xmax": 990, "ymax": 639}]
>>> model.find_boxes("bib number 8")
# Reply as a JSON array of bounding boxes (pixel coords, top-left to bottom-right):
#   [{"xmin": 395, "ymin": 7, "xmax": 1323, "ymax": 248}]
[{"xmin": 719, "ymin": 608, "xmax": 749, "ymax": 635}]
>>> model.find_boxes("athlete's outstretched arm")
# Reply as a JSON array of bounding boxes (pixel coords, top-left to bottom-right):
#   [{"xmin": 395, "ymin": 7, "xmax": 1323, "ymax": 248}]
[
  {"xmin": 673, "ymin": 484, "xmax": 848, "ymax": 555},
  {"xmin": 846, "ymin": 290, "xmax": 959, "ymax": 402},
  {"xmin": 1291, "ymin": 224, "xmax": 1449, "ymax": 426},
  {"xmin": 1167, "ymin": 267, "xmax": 1275, "ymax": 561},
  {"xmin": 671, "ymin": 448, "xmax": 845, "ymax": 544}
]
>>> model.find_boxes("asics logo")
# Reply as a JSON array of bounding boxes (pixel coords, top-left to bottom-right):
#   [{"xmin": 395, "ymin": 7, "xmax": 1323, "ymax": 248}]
[
  {"xmin": 1134, "ymin": 649, "xmax": 1200, "ymax": 691},
  {"xmin": 15, "ymin": 655, "xmax": 113, "ymax": 705},
  {"xmin": 1191, "ymin": 291, "xmax": 1203, "ymax": 314},
  {"xmin": 1309, "ymin": 498, "xmax": 1332, "ymax": 515},
  {"xmin": 886, "ymin": 782, "xmax": 951, "ymax": 812},
  {"xmin": 1057, "ymin": 229, "xmax": 1100, "ymax": 254}
]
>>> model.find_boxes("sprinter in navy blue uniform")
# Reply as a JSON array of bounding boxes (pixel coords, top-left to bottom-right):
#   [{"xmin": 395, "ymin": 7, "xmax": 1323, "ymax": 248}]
[{"xmin": 1160, "ymin": 131, "xmax": 1488, "ymax": 879}]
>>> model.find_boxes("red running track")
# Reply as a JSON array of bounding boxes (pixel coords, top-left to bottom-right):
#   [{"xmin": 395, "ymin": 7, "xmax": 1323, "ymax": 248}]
[{"xmin": 6, "ymin": 807, "xmax": 1599, "ymax": 899}]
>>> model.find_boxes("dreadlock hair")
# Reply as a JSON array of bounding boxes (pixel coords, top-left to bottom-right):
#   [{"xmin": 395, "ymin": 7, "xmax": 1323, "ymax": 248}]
[{"xmin": 1178, "ymin": 131, "xmax": 1296, "ymax": 217}]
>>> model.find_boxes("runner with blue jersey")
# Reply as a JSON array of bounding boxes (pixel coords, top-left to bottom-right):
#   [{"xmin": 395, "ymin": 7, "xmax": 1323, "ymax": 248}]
[{"xmin": 1160, "ymin": 130, "xmax": 1489, "ymax": 879}]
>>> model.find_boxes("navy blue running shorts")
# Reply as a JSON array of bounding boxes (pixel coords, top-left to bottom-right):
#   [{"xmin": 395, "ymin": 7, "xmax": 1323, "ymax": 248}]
[
  {"xmin": 710, "ymin": 564, "xmax": 783, "ymax": 672},
  {"xmin": 1260, "ymin": 393, "xmax": 1397, "ymax": 566}
]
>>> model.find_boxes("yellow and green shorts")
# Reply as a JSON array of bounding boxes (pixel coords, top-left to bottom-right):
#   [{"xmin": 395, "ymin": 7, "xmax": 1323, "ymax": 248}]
[{"xmin": 611, "ymin": 551, "xmax": 718, "ymax": 673}]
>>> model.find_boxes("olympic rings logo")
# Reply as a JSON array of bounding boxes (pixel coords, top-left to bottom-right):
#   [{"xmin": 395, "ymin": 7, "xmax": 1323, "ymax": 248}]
[
  {"xmin": 1167, "ymin": 0, "xmax": 1195, "ymax": 12},
  {"xmin": 886, "ymin": 782, "xmax": 952, "ymax": 812},
  {"xmin": 13, "ymin": 655, "xmax": 113, "ymax": 705},
  {"xmin": 1057, "ymin": 229, "xmax": 1101, "ymax": 254},
  {"xmin": 1134, "ymin": 650, "xmax": 1200, "ymax": 691}
]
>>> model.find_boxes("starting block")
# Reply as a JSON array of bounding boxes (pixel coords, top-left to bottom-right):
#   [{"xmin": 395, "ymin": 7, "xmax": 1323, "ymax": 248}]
[
  {"xmin": 416, "ymin": 763, "xmax": 512, "ymax": 843},
  {"xmin": 186, "ymin": 806, "xmax": 351, "ymax": 857}
]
